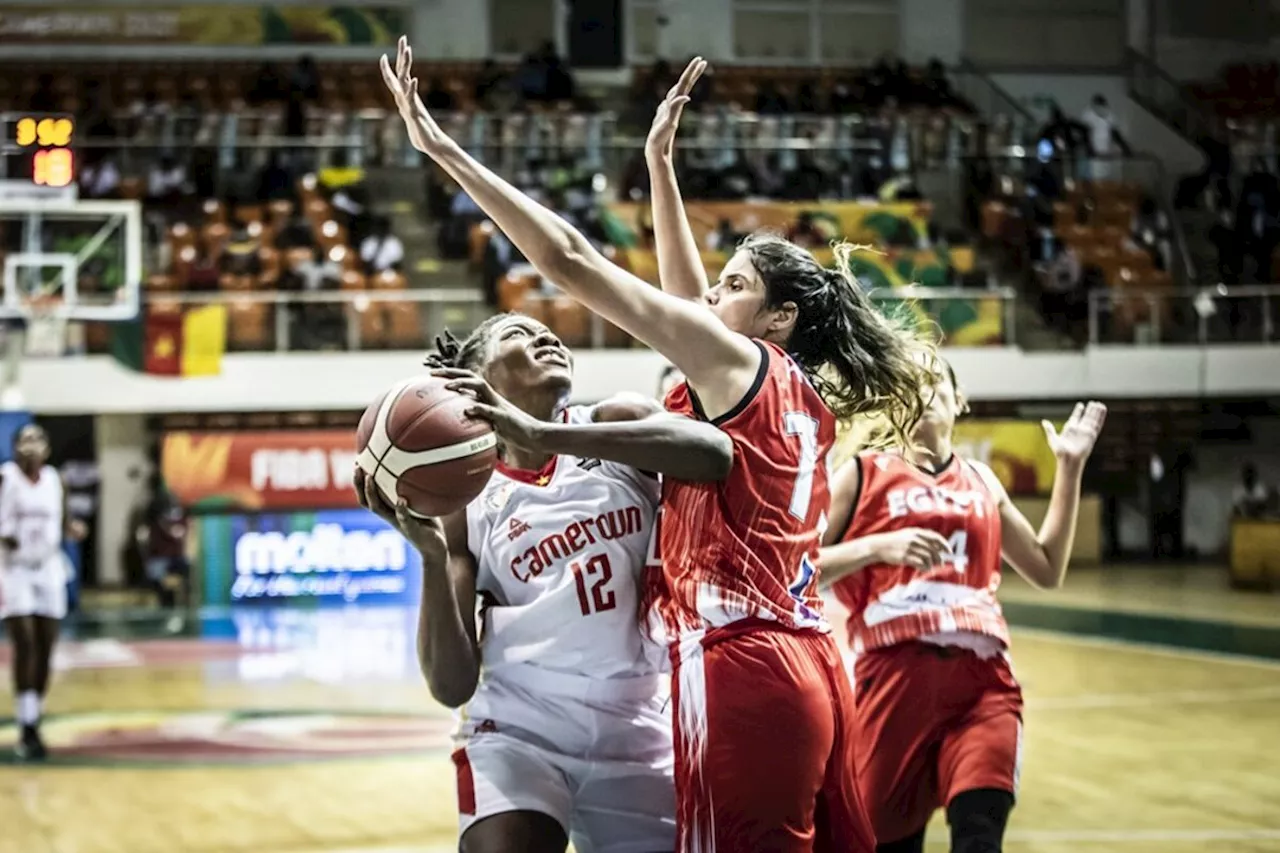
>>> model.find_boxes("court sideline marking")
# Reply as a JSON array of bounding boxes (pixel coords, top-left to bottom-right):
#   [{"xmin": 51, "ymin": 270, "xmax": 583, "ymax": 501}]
[{"xmin": 1011, "ymin": 625, "xmax": 1280, "ymax": 671}]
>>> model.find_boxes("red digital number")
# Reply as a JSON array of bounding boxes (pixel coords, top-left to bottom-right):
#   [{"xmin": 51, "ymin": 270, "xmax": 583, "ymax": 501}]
[
  {"xmin": 571, "ymin": 554, "xmax": 617, "ymax": 616},
  {"xmin": 33, "ymin": 148, "xmax": 74, "ymax": 188}
]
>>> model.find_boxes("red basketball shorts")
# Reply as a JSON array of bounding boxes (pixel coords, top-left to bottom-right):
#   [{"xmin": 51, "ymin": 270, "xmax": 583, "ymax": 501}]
[
  {"xmin": 852, "ymin": 641, "xmax": 1024, "ymax": 844},
  {"xmin": 669, "ymin": 621, "xmax": 876, "ymax": 853}
]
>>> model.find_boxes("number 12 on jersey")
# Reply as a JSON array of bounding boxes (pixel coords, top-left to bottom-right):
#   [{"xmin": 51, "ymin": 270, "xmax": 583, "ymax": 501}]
[{"xmin": 571, "ymin": 554, "xmax": 617, "ymax": 616}]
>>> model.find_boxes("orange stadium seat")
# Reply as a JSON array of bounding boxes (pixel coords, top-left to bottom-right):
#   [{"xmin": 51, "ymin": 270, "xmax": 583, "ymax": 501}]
[
  {"xmin": 548, "ymin": 296, "xmax": 591, "ymax": 347},
  {"xmin": 226, "ymin": 301, "xmax": 272, "ymax": 351}
]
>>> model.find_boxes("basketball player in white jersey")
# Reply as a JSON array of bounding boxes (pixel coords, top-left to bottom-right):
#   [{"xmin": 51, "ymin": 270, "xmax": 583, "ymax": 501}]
[
  {"xmin": 355, "ymin": 317, "xmax": 732, "ymax": 853},
  {"xmin": 1, "ymin": 423, "xmax": 85, "ymax": 760}
]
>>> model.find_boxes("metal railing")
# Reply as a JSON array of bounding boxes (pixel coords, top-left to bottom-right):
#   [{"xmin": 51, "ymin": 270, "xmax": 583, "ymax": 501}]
[
  {"xmin": 1123, "ymin": 48, "xmax": 1218, "ymax": 143},
  {"xmin": 113, "ymin": 285, "xmax": 1018, "ymax": 354},
  {"xmin": 1087, "ymin": 284, "xmax": 1280, "ymax": 345}
]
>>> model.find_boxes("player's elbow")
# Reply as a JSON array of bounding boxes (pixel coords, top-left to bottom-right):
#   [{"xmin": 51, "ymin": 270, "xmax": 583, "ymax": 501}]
[
  {"xmin": 539, "ymin": 232, "xmax": 598, "ymax": 288},
  {"xmin": 697, "ymin": 431, "xmax": 735, "ymax": 481},
  {"xmin": 425, "ymin": 672, "xmax": 478, "ymax": 709}
]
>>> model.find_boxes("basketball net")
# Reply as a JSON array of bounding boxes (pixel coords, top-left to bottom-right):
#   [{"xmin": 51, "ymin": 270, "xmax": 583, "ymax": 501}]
[{"xmin": 0, "ymin": 296, "xmax": 66, "ymax": 411}]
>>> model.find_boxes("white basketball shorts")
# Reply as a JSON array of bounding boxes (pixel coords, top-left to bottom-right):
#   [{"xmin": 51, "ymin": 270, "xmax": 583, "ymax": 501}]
[
  {"xmin": 0, "ymin": 557, "xmax": 69, "ymax": 620},
  {"xmin": 453, "ymin": 665, "xmax": 675, "ymax": 853}
]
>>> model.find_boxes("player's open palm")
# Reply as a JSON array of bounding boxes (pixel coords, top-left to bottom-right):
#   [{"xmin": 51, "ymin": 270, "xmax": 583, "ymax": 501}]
[
  {"xmin": 645, "ymin": 57, "xmax": 707, "ymax": 160},
  {"xmin": 354, "ymin": 466, "xmax": 448, "ymax": 563},
  {"xmin": 431, "ymin": 368, "xmax": 546, "ymax": 454},
  {"xmin": 1042, "ymin": 401, "xmax": 1107, "ymax": 468},
  {"xmin": 880, "ymin": 528, "xmax": 950, "ymax": 572},
  {"xmin": 379, "ymin": 35, "xmax": 448, "ymax": 155}
]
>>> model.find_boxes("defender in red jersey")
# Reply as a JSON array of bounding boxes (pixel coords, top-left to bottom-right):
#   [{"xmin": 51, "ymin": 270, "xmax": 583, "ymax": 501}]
[
  {"xmin": 383, "ymin": 45, "xmax": 931, "ymax": 851},
  {"xmin": 821, "ymin": 363, "xmax": 1106, "ymax": 853}
]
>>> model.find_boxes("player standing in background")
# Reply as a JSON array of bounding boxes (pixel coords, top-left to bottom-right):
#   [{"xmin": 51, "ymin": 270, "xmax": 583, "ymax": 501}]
[
  {"xmin": 382, "ymin": 42, "xmax": 934, "ymax": 850},
  {"xmin": 1, "ymin": 423, "xmax": 86, "ymax": 760},
  {"xmin": 357, "ymin": 317, "xmax": 732, "ymax": 853},
  {"xmin": 821, "ymin": 362, "xmax": 1106, "ymax": 853}
]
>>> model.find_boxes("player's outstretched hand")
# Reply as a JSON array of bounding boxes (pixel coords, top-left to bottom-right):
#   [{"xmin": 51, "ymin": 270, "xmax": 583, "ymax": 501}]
[
  {"xmin": 878, "ymin": 527, "xmax": 950, "ymax": 573},
  {"xmin": 379, "ymin": 35, "xmax": 450, "ymax": 156},
  {"xmin": 645, "ymin": 56, "xmax": 707, "ymax": 161},
  {"xmin": 1042, "ymin": 401, "xmax": 1107, "ymax": 470},
  {"xmin": 430, "ymin": 367, "xmax": 547, "ymax": 454},
  {"xmin": 354, "ymin": 465, "xmax": 447, "ymax": 564}
]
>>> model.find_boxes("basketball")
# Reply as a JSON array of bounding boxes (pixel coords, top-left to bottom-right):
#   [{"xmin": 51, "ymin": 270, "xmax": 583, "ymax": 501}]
[{"xmin": 355, "ymin": 376, "xmax": 499, "ymax": 518}]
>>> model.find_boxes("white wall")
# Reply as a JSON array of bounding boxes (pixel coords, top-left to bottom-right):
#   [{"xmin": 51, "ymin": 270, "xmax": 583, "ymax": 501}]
[
  {"xmin": 659, "ymin": 0, "xmax": 733, "ymax": 63},
  {"xmin": 900, "ymin": 0, "xmax": 964, "ymax": 64},
  {"xmin": 94, "ymin": 413, "xmax": 150, "ymax": 585},
  {"xmin": 12, "ymin": 345, "xmax": 1280, "ymax": 415}
]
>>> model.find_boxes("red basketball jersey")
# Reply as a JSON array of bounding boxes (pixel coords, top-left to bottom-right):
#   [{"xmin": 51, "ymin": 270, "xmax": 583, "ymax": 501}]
[
  {"xmin": 831, "ymin": 451, "xmax": 1009, "ymax": 654},
  {"xmin": 645, "ymin": 340, "xmax": 834, "ymax": 646}
]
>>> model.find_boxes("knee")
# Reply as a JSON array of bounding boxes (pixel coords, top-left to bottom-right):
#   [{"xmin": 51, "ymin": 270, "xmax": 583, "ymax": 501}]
[{"xmin": 947, "ymin": 788, "xmax": 1013, "ymax": 853}]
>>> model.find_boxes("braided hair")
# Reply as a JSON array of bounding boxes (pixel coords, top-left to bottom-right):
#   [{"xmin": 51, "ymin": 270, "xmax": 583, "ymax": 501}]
[
  {"xmin": 738, "ymin": 232, "xmax": 938, "ymax": 448},
  {"xmin": 422, "ymin": 313, "xmax": 513, "ymax": 372}
]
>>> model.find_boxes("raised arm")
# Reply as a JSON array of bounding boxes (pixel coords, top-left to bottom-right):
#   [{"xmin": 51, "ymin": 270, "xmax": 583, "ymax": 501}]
[
  {"xmin": 437, "ymin": 370, "xmax": 734, "ymax": 482},
  {"xmin": 381, "ymin": 39, "xmax": 759, "ymax": 409},
  {"xmin": 644, "ymin": 58, "xmax": 711, "ymax": 301},
  {"xmin": 977, "ymin": 401, "xmax": 1106, "ymax": 590},
  {"xmin": 356, "ymin": 468, "xmax": 481, "ymax": 707}
]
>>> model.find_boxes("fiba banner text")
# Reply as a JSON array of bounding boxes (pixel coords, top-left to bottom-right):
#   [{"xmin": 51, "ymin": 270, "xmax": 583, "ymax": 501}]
[
  {"xmin": 162, "ymin": 430, "xmax": 360, "ymax": 512},
  {"xmin": 0, "ymin": 5, "xmax": 405, "ymax": 46}
]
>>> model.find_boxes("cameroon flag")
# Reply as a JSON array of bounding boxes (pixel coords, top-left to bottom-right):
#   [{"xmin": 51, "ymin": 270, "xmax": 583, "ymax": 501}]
[{"xmin": 111, "ymin": 304, "xmax": 227, "ymax": 377}]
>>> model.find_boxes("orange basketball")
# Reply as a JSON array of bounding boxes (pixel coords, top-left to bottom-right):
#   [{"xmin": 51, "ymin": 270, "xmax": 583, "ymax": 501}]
[{"xmin": 355, "ymin": 377, "xmax": 498, "ymax": 518}]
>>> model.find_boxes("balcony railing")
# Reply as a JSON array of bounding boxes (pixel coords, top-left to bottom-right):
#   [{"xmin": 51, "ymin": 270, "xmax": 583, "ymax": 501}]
[
  {"xmin": 1087, "ymin": 284, "xmax": 1280, "ymax": 345},
  {"xmin": 86, "ymin": 285, "xmax": 1019, "ymax": 355}
]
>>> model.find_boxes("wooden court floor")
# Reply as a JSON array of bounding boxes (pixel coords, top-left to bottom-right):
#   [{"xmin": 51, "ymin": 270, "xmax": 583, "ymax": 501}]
[{"xmin": 1, "ymin": 571, "xmax": 1279, "ymax": 853}]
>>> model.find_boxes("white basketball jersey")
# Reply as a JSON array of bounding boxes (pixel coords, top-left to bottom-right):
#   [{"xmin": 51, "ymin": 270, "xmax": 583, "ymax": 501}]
[
  {"xmin": 465, "ymin": 406, "xmax": 661, "ymax": 680},
  {"xmin": 0, "ymin": 461, "xmax": 64, "ymax": 566}
]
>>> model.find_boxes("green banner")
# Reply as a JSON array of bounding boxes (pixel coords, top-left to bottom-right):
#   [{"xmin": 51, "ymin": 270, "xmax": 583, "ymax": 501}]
[{"xmin": 0, "ymin": 5, "xmax": 406, "ymax": 45}]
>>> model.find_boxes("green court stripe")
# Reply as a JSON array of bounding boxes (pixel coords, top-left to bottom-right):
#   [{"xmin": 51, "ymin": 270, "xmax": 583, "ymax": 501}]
[{"xmin": 1003, "ymin": 601, "xmax": 1280, "ymax": 661}]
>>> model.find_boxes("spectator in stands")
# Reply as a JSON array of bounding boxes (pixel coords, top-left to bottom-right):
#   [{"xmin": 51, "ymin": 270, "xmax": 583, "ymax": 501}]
[
  {"xmin": 146, "ymin": 155, "xmax": 190, "ymax": 206},
  {"xmin": 440, "ymin": 190, "xmax": 485, "ymax": 259},
  {"xmin": 1038, "ymin": 237, "xmax": 1084, "ymax": 339},
  {"xmin": 423, "ymin": 78, "xmax": 456, "ymax": 111},
  {"xmin": 79, "ymin": 151, "xmax": 121, "ymax": 199},
  {"xmin": 141, "ymin": 485, "xmax": 190, "ymax": 612},
  {"xmin": 27, "ymin": 74, "xmax": 57, "ymax": 112},
  {"xmin": 220, "ymin": 217, "xmax": 263, "ymax": 279},
  {"xmin": 1131, "ymin": 198, "xmax": 1172, "ymax": 271},
  {"xmin": 81, "ymin": 81, "xmax": 120, "ymax": 141},
  {"xmin": 474, "ymin": 59, "xmax": 509, "ymax": 109},
  {"xmin": 921, "ymin": 59, "xmax": 954, "ymax": 108},
  {"xmin": 755, "ymin": 80, "xmax": 790, "ymax": 114},
  {"xmin": 1080, "ymin": 95, "xmax": 1130, "ymax": 179},
  {"xmin": 705, "ymin": 218, "xmax": 740, "ymax": 253},
  {"xmin": 1210, "ymin": 206, "xmax": 1242, "ymax": 285},
  {"xmin": 1233, "ymin": 463, "xmax": 1270, "ymax": 518},
  {"xmin": 277, "ymin": 214, "xmax": 316, "ymax": 251},
  {"xmin": 256, "ymin": 153, "xmax": 296, "ymax": 204},
  {"xmin": 285, "ymin": 55, "xmax": 321, "ymax": 141},
  {"xmin": 1236, "ymin": 158, "xmax": 1280, "ymax": 282},
  {"xmin": 283, "ymin": 247, "xmax": 344, "ymax": 349},
  {"xmin": 247, "ymin": 62, "xmax": 284, "ymax": 106},
  {"xmin": 788, "ymin": 212, "xmax": 824, "ymax": 249},
  {"xmin": 360, "ymin": 217, "xmax": 405, "ymax": 274},
  {"xmin": 1037, "ymin": 103, "xmax": 1090, "ymax": 160}
]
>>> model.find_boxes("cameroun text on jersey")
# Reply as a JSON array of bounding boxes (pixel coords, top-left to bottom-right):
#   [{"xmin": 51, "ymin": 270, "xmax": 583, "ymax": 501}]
[
  {"xmin": 509, "ymin": 505, "xmax": 646, "ymax": 582},
  {"xmin": 886, "ymin": 485, "xmax": 989, "ymax": 520}
]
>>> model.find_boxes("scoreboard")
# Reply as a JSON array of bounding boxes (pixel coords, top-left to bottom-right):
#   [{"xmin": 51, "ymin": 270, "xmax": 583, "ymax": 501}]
[{"xmin": 1, "ymin": 113, "xmax": 77, "ymax": 190}]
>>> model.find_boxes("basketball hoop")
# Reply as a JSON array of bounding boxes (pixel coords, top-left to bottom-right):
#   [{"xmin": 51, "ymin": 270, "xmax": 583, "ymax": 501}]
[{"xmin": 22, "ymin": 295, "xmax": 68, "ymax": 358}]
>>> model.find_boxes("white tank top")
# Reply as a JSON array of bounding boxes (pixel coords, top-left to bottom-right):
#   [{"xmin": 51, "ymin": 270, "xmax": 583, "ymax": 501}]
[
  {"xmin": 0, "ymin": 461, "xmax": 64, "ymax": 566},
  {"xmin": 464, "ymin": 405, "xmax": 662, "ymax": 681}
]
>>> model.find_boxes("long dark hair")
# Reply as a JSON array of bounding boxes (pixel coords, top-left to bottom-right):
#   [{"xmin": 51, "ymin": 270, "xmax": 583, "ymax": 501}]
[{"xmin": 739, "ymin": 233, "xmax": 937, "ymax": 447}]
